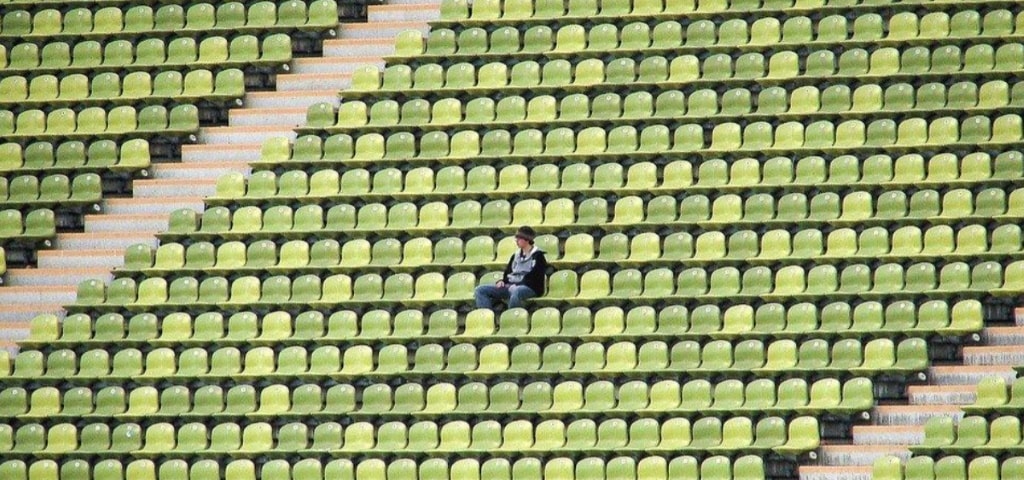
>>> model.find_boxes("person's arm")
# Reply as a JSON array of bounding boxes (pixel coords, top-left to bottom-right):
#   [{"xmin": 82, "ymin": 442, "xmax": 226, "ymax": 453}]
[
  {"xmin": 522, "ymin": 251, "xmax": 548, "ymax": 294},
  {"xmin": 500, "ymin": 254, "xmax": 513, "ymax": 285}
]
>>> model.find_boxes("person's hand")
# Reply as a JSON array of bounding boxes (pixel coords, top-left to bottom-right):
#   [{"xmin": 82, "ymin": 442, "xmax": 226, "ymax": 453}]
[{"xmin": 496, "ymin": 280, "xmax": 505, "ymax": 288}]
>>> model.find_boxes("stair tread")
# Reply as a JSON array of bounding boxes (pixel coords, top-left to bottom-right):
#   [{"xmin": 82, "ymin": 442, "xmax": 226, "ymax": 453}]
[
  {"xmin": 135, "ymin": 178, "xmax": 218, "ymax": 186},
  {"xmin": 230, "ymin": 107, "xmax": 309, "ymax": 115},
  {"xmin": 369, "ymin": 3, "xmax": 439, "ymax": 11},
  {"xmin": 0, "ymin": 285, "xmax": 75, "ymax": 292},
  {"xmin": 150, "ymin": 163, "xmax": 248, "ymax": 172},
  {"xmin": 58, "ymin": 232, "xmax": 157, "ymax": 239},
  {"xmin": 293, "ymin": 56, "xmax": 382, "ymax": 65},
  {"xmin": 819, "ymin": 445, "xmax": 910, "ymax": 452},
  {"xmin": 202, "ymin": 125, "xmax": 296, "ymax": 133},
  {"xmin": 853, "ymin": 425, "xmax": 924, "ymax": 433},
  {"xmin": 324, "ymin": 38, "xmax": 393, "ymax": 47},
  {"xmin": 340, "ymin": 20, "xmax": 425, "ymax": 28},
  {"xmin": 182, "ymin": 143, "xmax": 262, "ymax": 152},
  {"xmin": 930, "ymin": 365, "xmax": 1015, "ymax": 372},
  {"xmin": 248, "ymin": 90, "xmax": 338, "ymax": 99},
  {"xmin": 279, "ymin": 72, "xmax": 353, "ymax": 80},
  {"xmin": 85, "ymin": 213, "xmax": 166, "ymax": 220},
  {"xmin": 875, "ymin": 404, "xmax": 963, "ymax": 413},
  {"xmin": 984, "ymin": 326, "xmax": 1024, "ymax": 333},
  {"xmin": 963, "ymin": 345, "xmax": 1024, "ymax": 353},
  {"xmin": 800, "ymin": 466, "xmax": 873, "ymax": 473},
  {"xmin": 907, "ymin": 385, "xmax": 976, "ymax": 393},
  {"xmin": 39, "ymin": 249, "xmax": 122, "ymax": 258},
  {"xmin": 0, "ymin": 304, "xmax": 63, "ymax": 312},
  {"xmin": 8, "ymin": 267, "xmax": 110, "ymax": 275},
  {"xmin": 104, "ymin": 196, "xmax": 202, "ymax": 205}
]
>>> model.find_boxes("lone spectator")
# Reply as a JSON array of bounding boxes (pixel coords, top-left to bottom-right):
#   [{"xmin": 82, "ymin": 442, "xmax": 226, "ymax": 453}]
[{"xmin": 474, "ymin": 226, "xmax": 548, "ymax": 309}]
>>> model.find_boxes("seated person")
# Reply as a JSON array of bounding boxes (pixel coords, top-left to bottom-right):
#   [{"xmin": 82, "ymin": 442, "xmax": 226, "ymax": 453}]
[{"xmin": 474, "ymin": 226, "xmax": 548, "ymax": 309}]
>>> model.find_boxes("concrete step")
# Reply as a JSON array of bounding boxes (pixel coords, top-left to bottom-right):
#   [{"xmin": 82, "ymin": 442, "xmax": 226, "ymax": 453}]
[
  {"xmin": 368, "ymin": 4, "xmax": 440, "ymax": 22},
  {"xmin": 181, "ymin": 143, "xmax": 262, "ymax": 163},
  {"xmin": 0, "ymin": 286, "xmax": 76, "ymax": 305},
  {"xmin": 323, "ymin": 38, "xmax": 395, "ymax": 58},
  {"xmin": 982, "ymin": 326, "xmax": 1024, "ymax": 346},
  {"xmin": 4, "ymin": 267, "xmax": 113, "ymax": 287},
  {"xmin": 55, "ymin": 232, "xmax": 158, "ymax": 251},
  {"xmin": 907, "ymin": 385, "xmax": 976, "ymax": 406},
  {"xmin": 339, "ymin": 21, "xmax": 429, "ymax": 39},
  {"xmin": 37, "ymin": 249, "xmax": 123, "ymax": 270},
  {"xmin": 0, "ymin": 322, "xmax": 32, "ymax": 341},
  {"xmin": 818, "ymin": 445, "xmax": 910, "ymax": 467},
  {"xmin": 0, "ymin": 304, "xmax": 62, "ymax": 326},
  {"xmin": 84, "ymin": 214, "xmax": 168, "ymax": 234},
  {"xmin": 799, "ymin": 466, "xmax": 872, "ymax": 480},
  {"xmin": 852, "ymin": 426, "xmax": 924, "ymax": 446},
  {"xmin": 387, "ymin": 0, "xmax": 440, "ymax": 5},
  {"xmin": 228, "ymin": 107, "xmax": 308, "ymax": 128},
  {"xmin": 291, "ymin": 57, "xmax": 385, "ymax": 75},
  {"xmin": 149, "ymin": 160, "xmax": 249, "ymax": 180},
  {"xmin": 963, "ymin": 345, "xmax": 1024, "ymax": 366},
  {"xmin": 928, "ymin": 365, "xmax": 1016, "ymax": 386},
  {"xmin": 133, "ymin": 179, "xmax": 218, "ymax": 199},
  {"xmin": 277, "ymin": 72, "xmax": 352, "ymax": 92},
  {"xmin": 198, "ymin": 126, "xmax": 297, "ymax": 145},
  {"xmin": 245, "ymin": 90, "xmax": 339, "ymax": 109},
  {"xmin": 102, "ymin": 197, "xmax": 205, "ymax": 216},
  {"xmin": 149, "ymin": 161, "xmax": 251, "ymax": 182},
  {"xmin": 874, "ymin": 404, "xmax": 963, "ymax": 426}
]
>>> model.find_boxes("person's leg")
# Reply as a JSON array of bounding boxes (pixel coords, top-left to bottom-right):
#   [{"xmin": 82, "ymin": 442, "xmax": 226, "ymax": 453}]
[
  {"xmin": 474, "ymin": 284, "xmax": 509, "ymax": 309},
  {"xmin": 507, "ymin": 285, "xmax": 537, "ymax": 308}
]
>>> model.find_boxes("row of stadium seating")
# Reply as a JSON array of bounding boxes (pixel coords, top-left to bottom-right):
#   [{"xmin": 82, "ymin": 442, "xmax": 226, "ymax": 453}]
[
  {"xmin": 0, "ymin": 454, "xmax": 766, "ymax": 480},
  {"xmin": 395, "ymin": 13, "xmax": 1024, "ymax": 60},
  {"xmin": 874, "ymin": 455, "xmax": 1024, "ymax": 480},
  {"xmin": 0, "ymin": 139, "xmax": 150, "ymax": 175},
  {"xmin": 24, "ymin": 301, "xmax": 980, "ymax": 353},
  {"xmin": 24, "ymin": 300, "xmax": 979, "ymax": 350},
  {"xmin": 66, "ymin": 263, "xmax": 1021, "ymax": 309},
  {"xmin": 253, "ymin": 122, "xmax": 1024, "ymax": 169},
  {"xmin": 0, "ymin": 1, "xmax": 338, "ymax": 39},
  {"xmin": 0, "ymin": 70, "xmax": 245, "ymax": 109},
  {"xmin": 161, "ymin": 189, "xmax": 1024, "ymax": 240},
  {"xmin": 963, "ymin": 376, "xmax": 1024, "ymax": 414},
  {"xmin": 0, "ymin": 377, "xmax": 872, "ymax": 419},
  {"xmin": 912, "ymin": 415, "xmax": 1024, "ymax": 454},
  {"xmin": 124, "ymin": 225, "xmax": 1024, "ymax": 273},
  {"xmin": 0, "ymin": 337, "xmax": 929, "ymax": 384},
  {"xmin": 0, "ymin": 105, "xmax": 198, "ymax": 140},
  {"xmin": 0, "ymin": 209, "xmax": 54, "ymax": 244},
  {"xmin": 0, "ymin": 35, "xmax": 293, "ymax": 73},
  {"xmin": 226, "ymin": 153, "xmax": 1023, "ymax": 202},
  {"xmin": 308, "ymin": 82, "xmax": 1024, "ymax": 132},
  {"xmin": 437, "ymin": 0, "xmax": 999, "ymax": 22},
  {"xmin": 0, "ymin": 416, "xmax": 819, "ymax": 456},
  {"xmin": 348, "ymin": 46, "xmax": 1024, "ymax": 95},
  {"xmin": 0, "ymin": 173, "xmax": 101, "ymax": 210}
]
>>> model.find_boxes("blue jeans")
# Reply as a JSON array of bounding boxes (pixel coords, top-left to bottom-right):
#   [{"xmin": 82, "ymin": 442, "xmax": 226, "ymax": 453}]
[{"xmin": 474, "ymin": 284, "xmax": 537, "ymax": 309}]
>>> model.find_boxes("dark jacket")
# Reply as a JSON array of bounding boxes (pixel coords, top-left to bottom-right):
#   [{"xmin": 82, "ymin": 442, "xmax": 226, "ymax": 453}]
[{"xmin": 503, "ymin": 247, "xmax": 548, "ymax": 295}]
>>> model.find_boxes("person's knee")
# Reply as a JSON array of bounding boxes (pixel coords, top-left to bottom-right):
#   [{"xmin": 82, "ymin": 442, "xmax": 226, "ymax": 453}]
[{"xmin": 508, "ymin": 286, "xmax": 534, "ymax": 304}]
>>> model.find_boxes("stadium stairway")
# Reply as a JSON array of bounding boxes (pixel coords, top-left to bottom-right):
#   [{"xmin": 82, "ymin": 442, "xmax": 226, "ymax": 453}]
[
  {"xmin": 800, "ymin": 318, "xmax": 1023, "ymax": 480},
  {"xmin": 0, "ymin": 0, "xmax": 441, "ymax": 349}
]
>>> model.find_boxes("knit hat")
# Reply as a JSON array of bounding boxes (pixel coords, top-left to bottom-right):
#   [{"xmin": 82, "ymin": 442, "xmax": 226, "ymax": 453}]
[{"xmin": 514, "ymin": 226, "xmax": 536, "ymax": 244}]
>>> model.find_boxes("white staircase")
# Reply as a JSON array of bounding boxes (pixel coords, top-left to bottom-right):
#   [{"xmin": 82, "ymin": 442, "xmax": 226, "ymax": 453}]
[
  {"xmin": 0, "ymin": 0, "xmax": 441, "ymax": 348},
  {"xmin": 799, "ymin": 326, "xmax": 1022, "ymax": 480}
]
